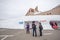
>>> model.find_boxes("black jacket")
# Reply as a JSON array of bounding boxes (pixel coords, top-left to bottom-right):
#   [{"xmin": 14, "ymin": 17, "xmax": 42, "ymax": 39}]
[{"xmin": 32, "ymin": 24, "xmax": 36, "ymax": 30}]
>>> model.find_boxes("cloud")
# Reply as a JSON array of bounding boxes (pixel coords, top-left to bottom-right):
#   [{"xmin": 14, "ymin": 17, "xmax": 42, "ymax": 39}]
[{"xmin": 0, "ymin": 0, "xmax": 60, "ymax": 19}]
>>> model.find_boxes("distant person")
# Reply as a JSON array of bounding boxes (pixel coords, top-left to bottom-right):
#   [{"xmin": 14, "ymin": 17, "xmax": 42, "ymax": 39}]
[
  {"xmin": 39, "ymin": 23, "xmax": 43, "ymax": 36},
  {"xmin": 26, "ymin": 23, "xmax": 30, "ymax": 34},
  {"xmin": 32, "ymin": 21, "xmax": 37, "ymax": 37}
]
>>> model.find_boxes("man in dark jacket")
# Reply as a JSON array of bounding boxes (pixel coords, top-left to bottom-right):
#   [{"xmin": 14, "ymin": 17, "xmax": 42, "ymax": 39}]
[
  {"xmin": 32, "ymin": 21, "xmax": 37, "ymax": 37},
  {"xmin": 39, "ymin": 23, "xmax": 43, "ymax": 36}
]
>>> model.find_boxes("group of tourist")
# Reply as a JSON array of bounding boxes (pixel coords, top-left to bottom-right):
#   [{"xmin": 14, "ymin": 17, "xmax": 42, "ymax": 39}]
[{"xmin": 26, "ymin": 21, "xmax": 43, "ymax": 37}]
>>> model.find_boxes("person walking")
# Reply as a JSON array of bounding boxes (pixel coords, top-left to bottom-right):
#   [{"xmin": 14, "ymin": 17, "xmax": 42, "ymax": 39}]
[
  {"xmin": 32, "ymin": 21, "xmax": 37, "ymax": 37},
  {"xmin": 39, "ymin": 23, "xmax": 43, "ymax": 36}
]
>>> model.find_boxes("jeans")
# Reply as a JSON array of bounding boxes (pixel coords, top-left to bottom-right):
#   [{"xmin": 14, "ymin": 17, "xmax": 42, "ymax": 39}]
[{"xmin": 33, "ymin": 29, "xmax": 37, "ymax": 37}]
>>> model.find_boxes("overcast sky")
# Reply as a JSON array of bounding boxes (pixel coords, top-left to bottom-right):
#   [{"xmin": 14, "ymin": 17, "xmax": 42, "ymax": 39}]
[{"xmin": 0, "ymin": 0, "xmax": 60, "ymax": 19}]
